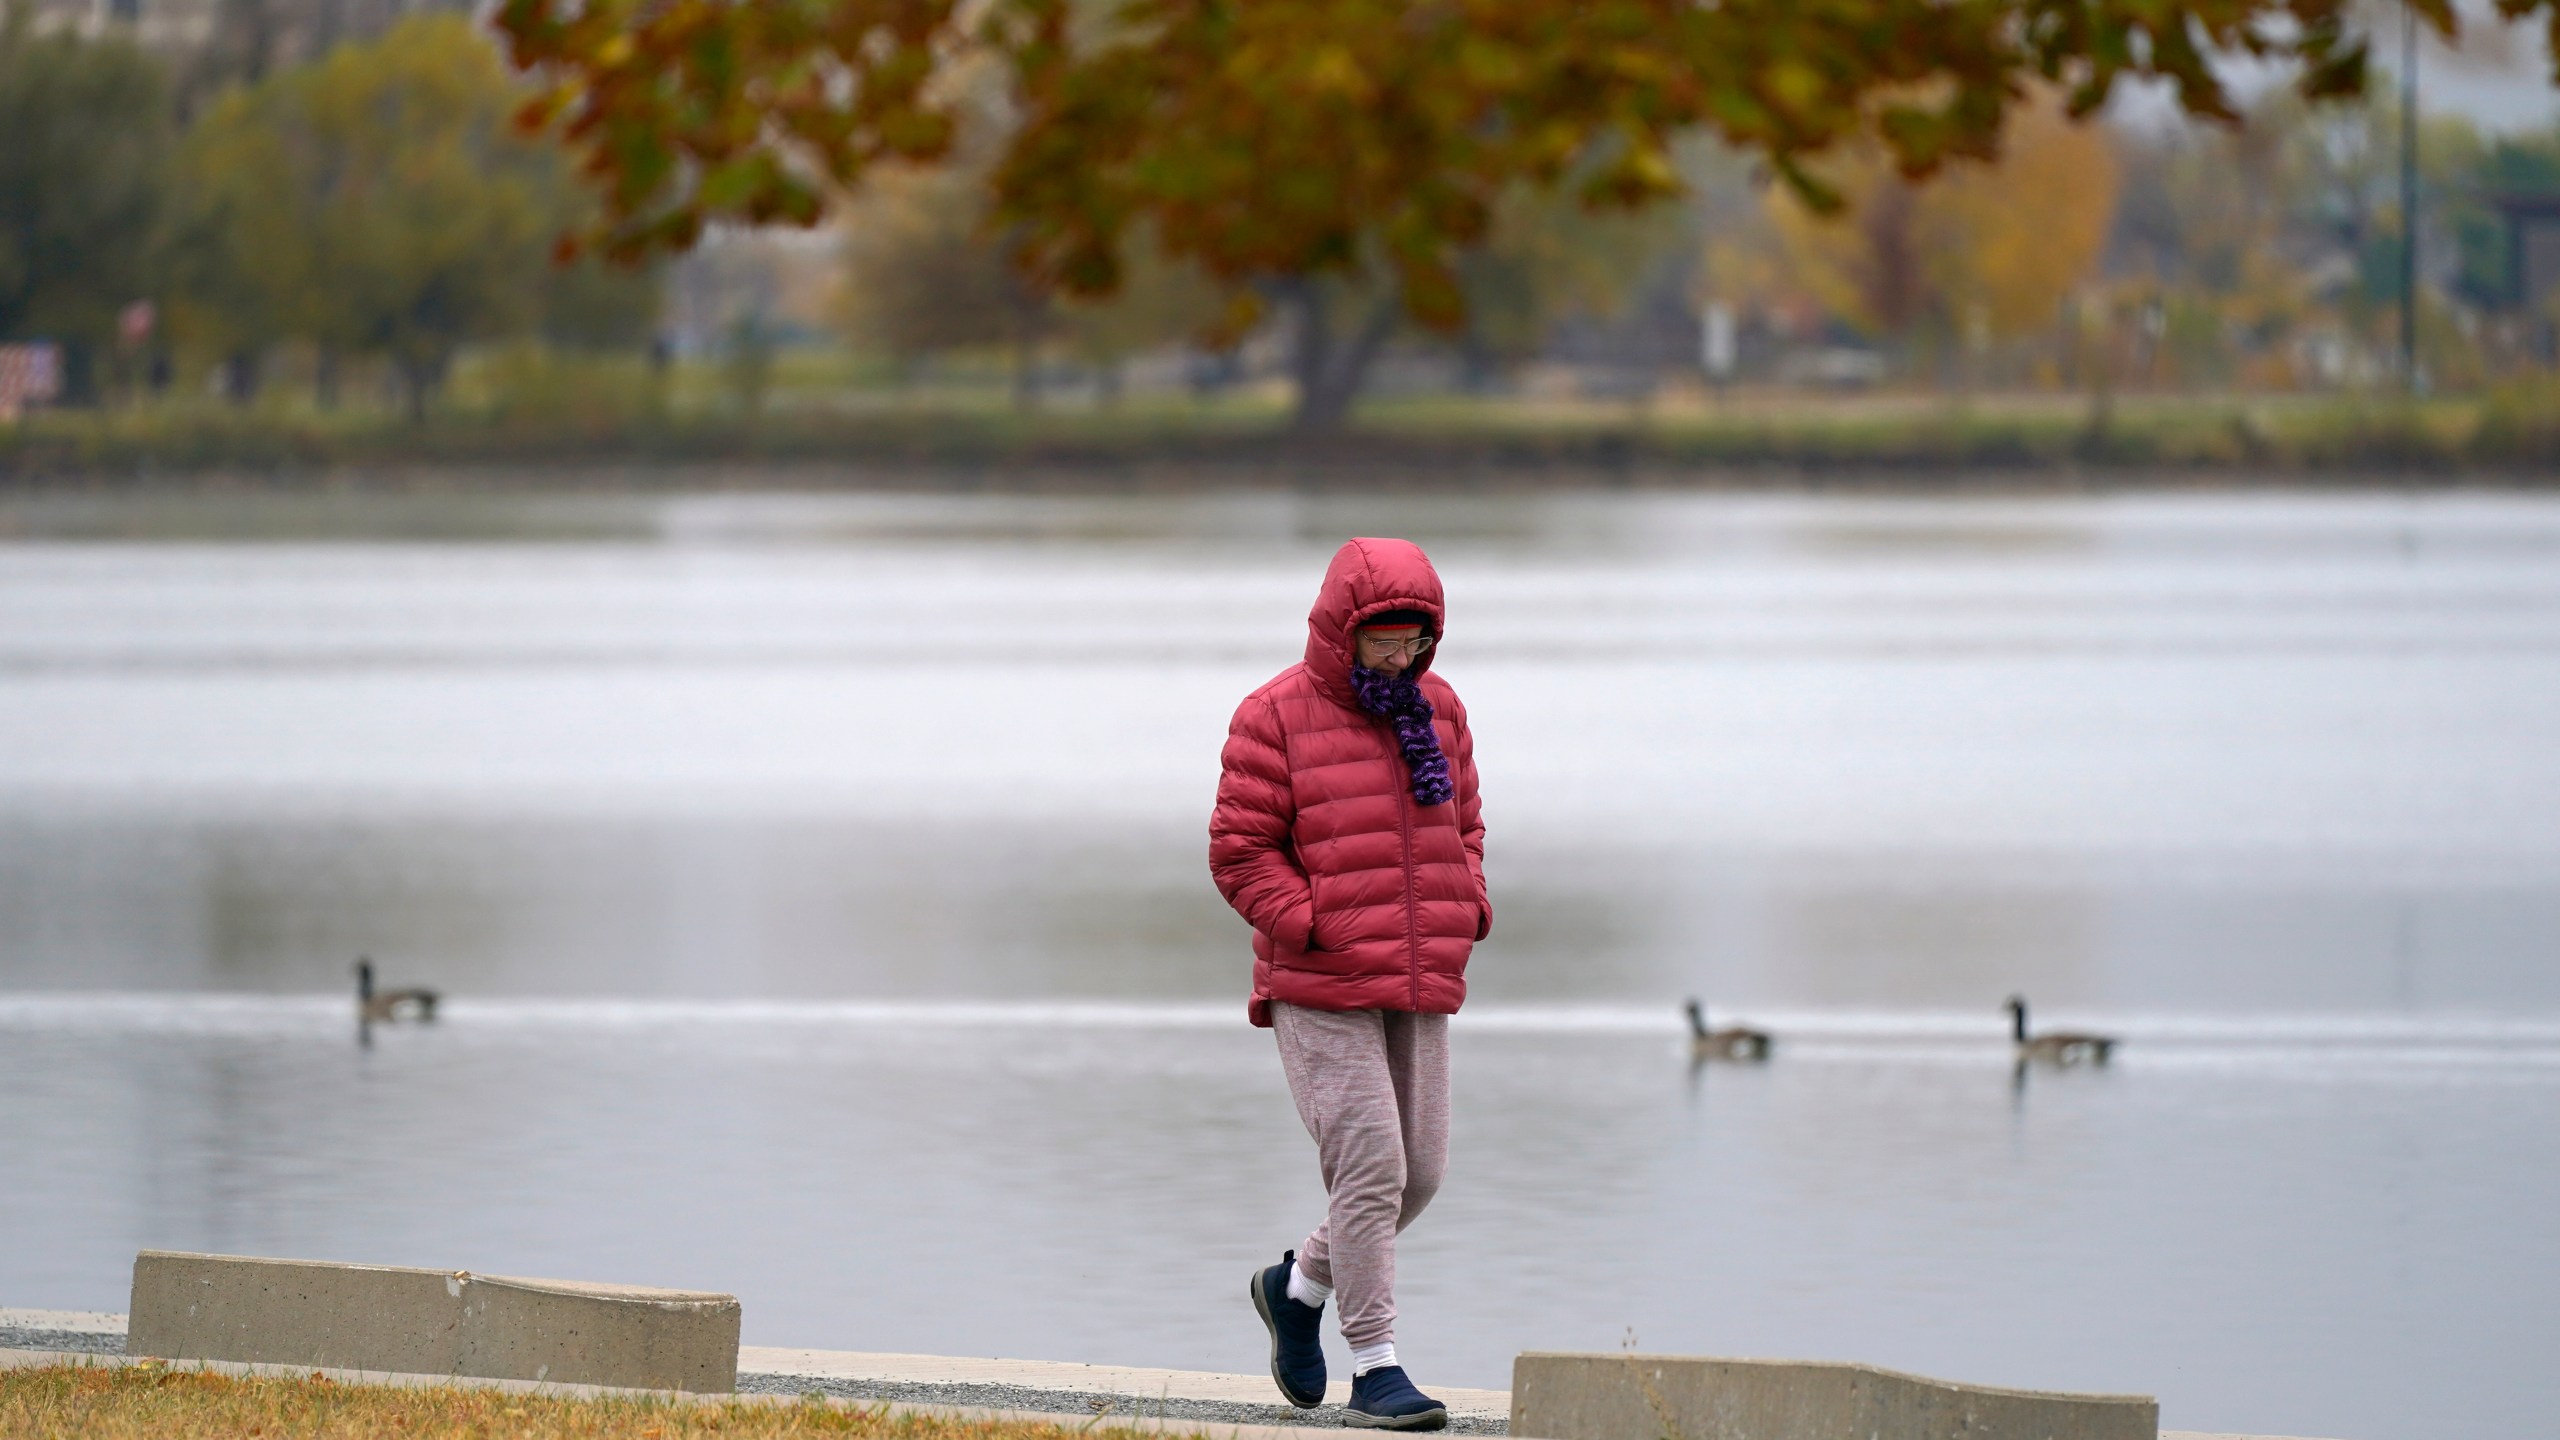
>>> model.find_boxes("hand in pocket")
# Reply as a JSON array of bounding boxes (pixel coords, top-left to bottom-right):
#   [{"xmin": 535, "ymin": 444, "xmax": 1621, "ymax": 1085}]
[{"xmin": 1307, "ymin": 907, "xmax": 1346, "ymax": 953}]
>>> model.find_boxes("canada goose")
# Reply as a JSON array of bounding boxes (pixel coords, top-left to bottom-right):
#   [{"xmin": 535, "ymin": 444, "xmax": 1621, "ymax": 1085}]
[
  {"xmin": 2006, "ymin": 995, "xmax": 2111, "ymax": 1065},
  {"xmin": 355, "ymin": 958, "xmax": 440, "ymax": 1024},
  {"xmin": 1685, "ymin": 998, "xmax": 1771, "ymax": 1062}
]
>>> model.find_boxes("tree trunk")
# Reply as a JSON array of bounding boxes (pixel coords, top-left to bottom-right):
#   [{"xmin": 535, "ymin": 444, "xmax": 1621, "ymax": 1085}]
[
  {"xmin": 221, "ymin": 350, "xmax": 259, "ymax": 406},
  {"xmin": 1284, "ymin": 279, "xmax": 1399, "ymax": 434},
  {"xmin": 1011, "ymin": 327, "xmax": 1039, "ymax": 412},
  {"xmin": 1457, "ymin": 325, "xmax": 1499, "ymax": 395},
  {"xmin": 1005, "ymin": 246, "xmax": 1045, "ymax": 414},
  {"xmin": 399, "ymin": 355, "xmax": 436, "ymax": 424},
  {"xmin": 218, "ymin": 0, "xmax": 280, "ymax": 83},
  {"xmin": 57, "ymin": 340, "xmax": 100, "ymax": 408}
]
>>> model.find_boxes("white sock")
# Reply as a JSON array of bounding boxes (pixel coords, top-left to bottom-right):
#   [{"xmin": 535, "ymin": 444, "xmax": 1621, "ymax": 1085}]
[
  {"xmin": 1350, "ymin": 1341, "xmax": 1397, "ymax": 1376},
  {"xmin": 1285, "ymin": 1261, "xmax": 1332, "ymax": 1309}
]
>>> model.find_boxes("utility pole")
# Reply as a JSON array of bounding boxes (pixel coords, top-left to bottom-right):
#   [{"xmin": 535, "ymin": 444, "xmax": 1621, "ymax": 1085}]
[{"xmin": 2400, "ymin": 1, "xmax": 2421, "ymax": 393}]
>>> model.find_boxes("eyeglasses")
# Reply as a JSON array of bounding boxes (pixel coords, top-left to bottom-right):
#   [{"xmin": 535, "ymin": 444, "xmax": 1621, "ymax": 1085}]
[{"xmin": 1357, "ymin": 634, "xmax": 1434, "ymax": 658}]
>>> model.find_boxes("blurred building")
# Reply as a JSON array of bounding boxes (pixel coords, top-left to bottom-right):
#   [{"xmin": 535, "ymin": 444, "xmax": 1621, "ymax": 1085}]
[
  {"xmin": 24, "ymin": 0, "xmax": 472, "ymax": 77},
  {"xmin": 2499, "ymin": 194, "xmax": 2560, "ymax": 360},
  {"xmin": 24, "ymin": 0, "xmax": 215, "ymax": 51},
  {"xmin": 663, "ymin": 228, "xmax": 844, "ymax": 360}
]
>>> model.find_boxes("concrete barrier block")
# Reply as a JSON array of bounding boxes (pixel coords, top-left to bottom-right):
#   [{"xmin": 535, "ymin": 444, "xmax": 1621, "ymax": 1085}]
[
  {"xmin": 1511, "ymin": 1351, "xmax": 2156, "ymax": 1440},
  {"xmin": 128, "ymin": 1250, "xmax": 739, "ymax": 1393}
]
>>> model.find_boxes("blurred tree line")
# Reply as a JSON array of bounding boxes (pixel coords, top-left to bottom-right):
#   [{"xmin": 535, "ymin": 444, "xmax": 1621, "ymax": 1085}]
[
  {"xmin": 0, "ymin": 2, "xmax": 657, "ymax": 411},
  {"xmin": 834, "ymin": 77, "xmax": 2560, "ymax": 407},
  {"xmin": 2095, "ymin": 87, "xmax": 2560, "ymax": 390},
  {"xmin": 495, "ymin": 0, "xmax": 2560, "ymax": 427},
  {"xmin": 7, "ymin": 0, "xmax": 2560, "ymax": 423}
]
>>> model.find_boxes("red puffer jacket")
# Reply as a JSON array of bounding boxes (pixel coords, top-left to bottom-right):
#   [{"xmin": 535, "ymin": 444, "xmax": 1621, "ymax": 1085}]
[{"xmin": 1210, "ymin": 538, "xmax": 1488, "ymax": 1026}]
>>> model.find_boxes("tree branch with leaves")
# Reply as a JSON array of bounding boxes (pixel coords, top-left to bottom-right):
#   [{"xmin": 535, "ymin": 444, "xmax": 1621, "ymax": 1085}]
[{"xmin": 492, "ymin": 0, "xmax": 2560, "ymax": 426}]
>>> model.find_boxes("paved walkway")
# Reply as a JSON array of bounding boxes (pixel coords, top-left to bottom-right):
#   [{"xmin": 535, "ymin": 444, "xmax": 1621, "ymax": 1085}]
[
  {"xmin": 0, "ymin": 1309, "xmax": 121, "ymax": 1357},
  {"xmin": 0, "ymin": 1308, "xmax": 2326, "ymax": 1439},
  {"xmin": 733, "ymin": 1345, "xmax": 1510, "ymax": 1431}
]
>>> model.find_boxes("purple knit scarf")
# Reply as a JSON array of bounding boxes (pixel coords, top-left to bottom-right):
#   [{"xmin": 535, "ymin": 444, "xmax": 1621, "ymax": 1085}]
[{"xmin": 1350, "ymin": 665, "xmax": 1455, "ymax": 807}]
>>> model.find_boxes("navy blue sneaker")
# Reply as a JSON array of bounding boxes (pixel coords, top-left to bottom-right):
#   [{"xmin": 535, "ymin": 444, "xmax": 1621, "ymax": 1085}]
[
  {"xmin": 1347, "ymin": 1364, "xmax": 1447, "ymax": 1430},
  {"xmin": 1249, "ymin": 1251, "xmax": 1327, "ymax": 1409}
]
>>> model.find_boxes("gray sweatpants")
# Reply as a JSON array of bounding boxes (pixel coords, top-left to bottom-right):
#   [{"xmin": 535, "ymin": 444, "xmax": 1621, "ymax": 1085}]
[{"xmin": 1271, "ymin": 1002, "xmax": 1451, "ymax": 1350}]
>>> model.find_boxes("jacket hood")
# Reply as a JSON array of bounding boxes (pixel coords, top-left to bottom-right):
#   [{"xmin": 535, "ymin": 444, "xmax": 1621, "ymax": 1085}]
[{"xmin": 1306, "ymin": 538, "xmax": 1446, "ymax": 703}]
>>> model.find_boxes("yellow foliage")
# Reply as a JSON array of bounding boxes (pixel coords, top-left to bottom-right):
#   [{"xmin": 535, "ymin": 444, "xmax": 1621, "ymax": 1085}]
[{"xmin": 1768, "ymin": 96, "xmax": 2119, "ymax": 341}]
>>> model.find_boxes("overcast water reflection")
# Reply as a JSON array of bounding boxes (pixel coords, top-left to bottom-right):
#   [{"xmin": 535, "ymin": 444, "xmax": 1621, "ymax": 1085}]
[{"xmin": 2, "ymin": 487, "xmax": 2556, "ymax": 1439}]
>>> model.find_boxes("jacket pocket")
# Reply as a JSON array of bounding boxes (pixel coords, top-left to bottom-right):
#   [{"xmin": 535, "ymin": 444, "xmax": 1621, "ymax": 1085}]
[
  {"xmin": 1307, "ymin": 906, "xmax": 1344, "ymax": 954},
  {"xmin": 1275, "ymin": 893, "xmax": 1315, "ymax": 951},
  {"xmin": 1275, "ymin": 942, "xmax": 1369, "ymax": 976}
]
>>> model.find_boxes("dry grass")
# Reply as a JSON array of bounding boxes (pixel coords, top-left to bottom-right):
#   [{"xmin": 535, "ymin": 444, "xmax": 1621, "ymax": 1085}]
[{"xmin": 0, "ymin": 1362, "xmax": 1149, "ymax": 1440}]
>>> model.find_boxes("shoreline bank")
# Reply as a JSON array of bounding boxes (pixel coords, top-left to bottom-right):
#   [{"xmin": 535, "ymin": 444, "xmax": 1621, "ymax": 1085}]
[
  {"xmin": 4, "ymin": 390, "xmax": 2556, "ymax": 486},
  {"xmin": 0, "ymin": 1310, "xmax": 2335, "ymax": 1439}
]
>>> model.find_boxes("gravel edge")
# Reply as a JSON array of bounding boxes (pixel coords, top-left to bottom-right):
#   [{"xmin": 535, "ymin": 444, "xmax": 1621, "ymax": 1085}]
[
  {"xmin": 0, "ymin": 1329, "xmax": 124, "ymax": 1356},
  {"xmin": 735, "ymin": 1373, "xmax": 1504, "ymax": 1433}
]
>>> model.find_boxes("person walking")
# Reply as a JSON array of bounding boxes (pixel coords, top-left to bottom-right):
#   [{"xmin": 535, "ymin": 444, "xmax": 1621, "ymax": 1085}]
[{"xmin": 1209, "ymin": 537, "xmax": 1488, "ymax": 1432}]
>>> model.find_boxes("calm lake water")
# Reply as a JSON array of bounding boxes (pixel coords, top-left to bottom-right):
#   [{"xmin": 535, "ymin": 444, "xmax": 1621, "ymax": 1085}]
[{"xmin": 2, "ymin": 485, "xmax": 2556, "ymax": 1438}]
